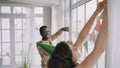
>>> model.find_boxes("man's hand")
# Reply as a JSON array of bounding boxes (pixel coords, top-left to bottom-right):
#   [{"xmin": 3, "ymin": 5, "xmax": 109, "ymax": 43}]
[{"xmin": 61, "ymin": 27, "xmax": 69, "ymax": 32}]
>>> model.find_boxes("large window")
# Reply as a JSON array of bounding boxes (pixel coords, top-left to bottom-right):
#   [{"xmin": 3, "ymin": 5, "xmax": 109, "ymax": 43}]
[
  {"xmin": 71, "ymin": 5, "xmax": 85, "ymax": 43},
  {"xmin": 70, "ymin": 0, "xmax": 105, "ymax": 68},
  {"xmin": 1, "ymin": 18, "xmax": 10, "ymax": 66},
  {"xmin": 0, "ymin": 5, "xmax": 43, "ymax": 68}
]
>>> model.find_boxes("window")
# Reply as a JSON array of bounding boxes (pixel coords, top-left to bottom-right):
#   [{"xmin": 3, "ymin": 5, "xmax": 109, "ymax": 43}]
[
  {"xmin": 71, "ymin": 5, "xmax": 85, "ymax": 43},
  {"xmin": 34, "ymin": 17, "xmax": 43, "ymax": 41},
  {"xmin": 0, "ymin": 18, "xmax": 10, "ymax": 66},
  {"xmin": 1, "ymin": 6, "xmax": 11, "ymax": 13},
  {"xmin": 0, "ymin": 5, "xmax": 44, "ymax": 68},
  {"xmin": 71, "ymin": 8, "xmax": 77, "ymax": 43},
  {"xmin": 1, "ymin": 18, "xmax": 10, "ymax": 29},
  {"xmin": 86, "ymin": 0, "xmax": 97, "ymax": 22},
  {"xmin": 2, "ymin": 43, "xmax": 10, "ymax": 65},
  {"xmin": 13, "ymin": 7, "xmax": 25, "ymax": 14},
  {"xmin": 70, "ymin": 0, "xmax": 105, "ymax": 68},
  {"xmin": 34, "ymin": 7, "xmax": 43, "ymax": 14}
]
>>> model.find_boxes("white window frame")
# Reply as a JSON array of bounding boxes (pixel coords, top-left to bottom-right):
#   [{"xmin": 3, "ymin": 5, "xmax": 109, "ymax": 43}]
[{"xmin": 0, "ymin": 4, "xmax": 44, "ymax": 68}]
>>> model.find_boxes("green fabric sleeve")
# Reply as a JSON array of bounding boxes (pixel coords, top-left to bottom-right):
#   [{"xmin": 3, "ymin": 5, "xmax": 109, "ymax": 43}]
[{"xmin": 37, "ymin": 42, "xmax": 55, "ymax": 55}]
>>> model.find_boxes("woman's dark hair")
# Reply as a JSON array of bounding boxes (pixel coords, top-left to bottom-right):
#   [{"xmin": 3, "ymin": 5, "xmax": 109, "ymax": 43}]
[{"xmin": 48, "ymin": 41, "xmax": 75, "ymax": 68}]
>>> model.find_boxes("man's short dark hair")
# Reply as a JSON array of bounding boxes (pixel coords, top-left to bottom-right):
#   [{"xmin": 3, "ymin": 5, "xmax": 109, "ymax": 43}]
[{"xmin": 39, "ymin": 26, "xmax": 48, "ymax": 33}]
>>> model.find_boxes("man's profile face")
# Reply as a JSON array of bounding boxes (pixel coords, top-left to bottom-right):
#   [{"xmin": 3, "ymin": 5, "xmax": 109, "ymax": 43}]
[{"xmin": 40, "ymin": 28, "xmax": 50, "ymax": 40}]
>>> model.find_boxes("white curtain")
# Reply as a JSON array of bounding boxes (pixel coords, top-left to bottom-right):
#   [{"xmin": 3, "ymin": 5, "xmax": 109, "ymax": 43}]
[
  {"xmin": 51, "ymin": 0, "xmax": 70, "ymax": 45},
  {"xmin": 51, "ymin": 0, "xmax": 66, "ymax": 44},
  {"xmin": 23, "ymin": 6, "xmax": 41, "ymax": 68},
  {"xmin": 106, "ymin": 0, "xmax": 120, "ymax": 68}
]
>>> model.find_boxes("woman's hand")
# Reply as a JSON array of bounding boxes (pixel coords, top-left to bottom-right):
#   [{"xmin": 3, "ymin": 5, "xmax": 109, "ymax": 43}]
[
  {"xmin": 96, "ymin": 0, "xmax": 107, "ymax": 13},
  {"xmin": 67, "ymin": 41, "xmax": 73, "ymax": 45}
]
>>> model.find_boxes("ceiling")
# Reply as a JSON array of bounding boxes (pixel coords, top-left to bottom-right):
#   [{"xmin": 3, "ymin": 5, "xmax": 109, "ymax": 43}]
[{"xmin": 0, "ymin": 0, "xmax": 59, "ymax": 6}]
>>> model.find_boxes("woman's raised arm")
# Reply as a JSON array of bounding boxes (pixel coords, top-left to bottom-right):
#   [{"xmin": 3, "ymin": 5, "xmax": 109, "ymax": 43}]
[
  {"xmin": 75, "ymin": 4, "xmax": 108, "ymax": 68},
  {"xmin": 74, "ymin": 0, "xmax": 106, "ymax": 48}
]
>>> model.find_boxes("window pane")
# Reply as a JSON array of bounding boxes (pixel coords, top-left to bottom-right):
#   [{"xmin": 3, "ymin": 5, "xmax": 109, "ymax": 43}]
[
  {"xmin": 34, "ymin": 7, "xmax": 43, "ymax": 14},
  {"xmin": 22, "ymin": 7, "xmax": 25, "ymax": 14},
  {"xmin": 78, "ymin": 22, "xmax": 85, "ymax": 32},
  {"xmin": 78, "ymin": 5, "xmax": 85, "ymax": 23},
  {"xmin": 15, "ymin": 56, "xmax": 22, "ymax": 65},
  {"xmin": 13, "ymin": 7, "xmax": 23, "ymax": 14},
  {"xmin": 35, "ymin": 30, "xmax": 41, "ymax": 41},
  {"xmin": 2, "ymin": 18, "xmax": 10, "ymax": 29},
  {"xmin": 1, "ymin": 6, "xmax": 11, "ymax": 13},
  {"xmin": 78, "ymin": 5, "xmax": 85, "ymax": 32},
  {"xmin": 71, "ymin": 32, "xmax": 78, "ymax": 43},
  {"xmin": 14, "ymin": 18, "xmax": 24, "ymax": 29},
  {"xmin": 2, "ymin": 56, "xmax": 10, "ymax": 65},
  {"xmin": 34, "ymin": 17, "xmax": 43, "ymax": 30},
  {"xmin": 2, "ymin": 30, "xmax": 10, "ymax": 42},
  {"xmin": 34, "ymin": 17, "xmax": 43, "ymax": 41},
  {"xmin": 2, "ymin": 43, "xmax": 10, "ymax": 55},
  {"xmin": 15, "ymin": 43, "xmax": 22, "ymax": 55},
  {"xmin": 72, "ymin": 22, "xmax": 77, "ymax": 32},
  {"xmin": 15, "ymin": 30, "xmax": 23, "ymax": 42},
  {"xmin": 86, "ymin": 0, "xmax": 97, "ymax": 22},
  {"xmin": 71, "ymin": 8, "xmax": 77, "ymax": 43},
  {"xmin": 71, "ymin": 0, "xmax": 77, "ymax": 4},
  {"xmin": 71, "ymin": 9, "xmax": 77, "ymax": 32},
  {"xmin": 23, "ymin": 19, "xmax": 26, "ymax": 29}
]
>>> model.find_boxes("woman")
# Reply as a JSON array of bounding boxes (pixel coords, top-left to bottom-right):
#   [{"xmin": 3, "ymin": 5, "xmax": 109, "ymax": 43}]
[{"xmin": 48, "ymin": 0, "xmax": 108, "ymax": 68}]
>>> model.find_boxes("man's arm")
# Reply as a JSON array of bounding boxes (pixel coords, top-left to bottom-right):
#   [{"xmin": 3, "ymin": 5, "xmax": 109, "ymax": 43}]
[{"xmin": 50, "ymin": 27, "xmax": 69, "ymax": 41}]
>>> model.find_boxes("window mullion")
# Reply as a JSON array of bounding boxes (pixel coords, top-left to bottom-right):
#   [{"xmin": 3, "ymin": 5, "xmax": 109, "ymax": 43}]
[
  {"xmin": 69, "ymin": 0, "xmax": 72, "ymax": 41},
  {"xmin": 0, "ymin": 15, "xmax": 3, "ymax": 68},
  {"xmin": 10, "ymin": 6, "xmax": 16, "ymax": 68},
  {"xmin": 76, "ymin": 8, "xmax": 78, "ymax": 33}
]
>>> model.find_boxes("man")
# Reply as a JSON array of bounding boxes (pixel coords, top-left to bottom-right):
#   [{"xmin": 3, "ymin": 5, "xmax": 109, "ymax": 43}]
[{"xmin": 36, "ymin": 26, "xmax": 69, "ymax": 68}]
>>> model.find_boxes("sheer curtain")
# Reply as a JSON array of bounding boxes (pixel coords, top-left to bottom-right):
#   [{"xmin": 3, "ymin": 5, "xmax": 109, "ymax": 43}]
[
  {"xmin": 23, "ymin": 6, "xmax": 41, "ymax": 68},
  {"xmin": 106, "ymin": 0, "xmax": 120, "ymax": 68},
  {"xmin": 23, "ymin": 6, "xmax": 34, "ymax": 68},
  {"xmin": 51, "ymin": 0, "xmax": 70, "ymax": 45}
]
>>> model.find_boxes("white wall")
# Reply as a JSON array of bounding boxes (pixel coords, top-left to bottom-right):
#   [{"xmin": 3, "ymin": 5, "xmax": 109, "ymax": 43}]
[
  {"xmin": 106, "ymin": 0, "xmax": 120, "ymax": 68},
  {"xmin": 8, "ymin": 0, "xmax": 59, "ymax": 6},
  {"xmin": 43, "ymin": 7, "xmax": 52, "ymax": 33},
  {"xmin": 51, "ymin": 0, "xmax": 66, "ymax": 44}
]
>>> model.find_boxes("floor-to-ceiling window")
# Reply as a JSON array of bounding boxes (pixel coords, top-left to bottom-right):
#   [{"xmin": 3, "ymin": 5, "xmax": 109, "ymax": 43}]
[
  {"xmin": 0, "ymin": 4, "xmax": 44, "ymax": 68},
  {"xmin": 68, "ymin": 0, "xmax": 105, "ymax": 68}
]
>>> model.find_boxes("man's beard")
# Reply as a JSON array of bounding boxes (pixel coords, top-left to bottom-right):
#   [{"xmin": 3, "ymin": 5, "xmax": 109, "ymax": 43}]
[{"xmin": 42, "ymin": 37, "xmax": 49, "ymax": 40}]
